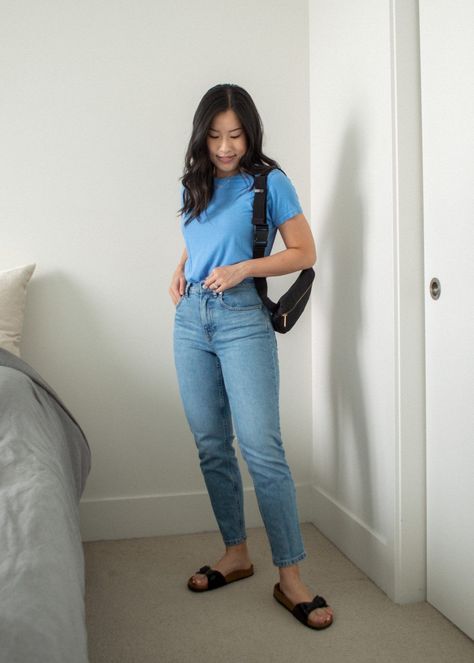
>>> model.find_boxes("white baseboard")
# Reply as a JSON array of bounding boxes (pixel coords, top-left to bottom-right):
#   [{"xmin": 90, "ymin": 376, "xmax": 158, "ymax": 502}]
[
  {"xmin": 80, "ymin": 482, "xmax": 397, "ymax": 600},
  {"xmin": 80, "ymin": 482, "xmax": 315, "ymax": 542},
  {"xmin": 308, "ymin": 484, "xmax": 395, "ymax": 599}
]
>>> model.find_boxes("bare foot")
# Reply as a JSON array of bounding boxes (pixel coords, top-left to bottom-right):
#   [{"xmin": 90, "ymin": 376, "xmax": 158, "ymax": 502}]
[
  {"xmin": 279, "ymin": 577, "xmax": 334, "ymax": 628},
  {"xmin": 189, "ymin": 550, "xmax": 253, "ymax": 590}
]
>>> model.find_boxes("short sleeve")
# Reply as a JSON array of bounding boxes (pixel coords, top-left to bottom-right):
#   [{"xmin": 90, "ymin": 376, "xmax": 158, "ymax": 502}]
[{"xmin": 266, "ymin": 169, "xmax": 303, "ymax": 227}]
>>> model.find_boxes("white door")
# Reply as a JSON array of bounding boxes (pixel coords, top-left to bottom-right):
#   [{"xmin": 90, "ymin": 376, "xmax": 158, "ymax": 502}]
[{"xmin": 419, "ymin": 0, "xmax": 474, "ymax": 639}]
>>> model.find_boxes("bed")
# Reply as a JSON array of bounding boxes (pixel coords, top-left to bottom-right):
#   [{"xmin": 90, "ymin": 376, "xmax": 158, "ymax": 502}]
[{"xmin": 0, "ymin": 347, "xmax": 91, "ymax": 663}]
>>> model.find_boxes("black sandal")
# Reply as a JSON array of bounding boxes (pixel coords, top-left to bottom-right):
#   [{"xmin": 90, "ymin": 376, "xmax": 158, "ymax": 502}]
[
  {"xmin": 187, "ymin": 564, "xmax": 254, "ymax": 592},
  {"xmin": 273, "ymin": 582, "xmax": 333, "ymax": 629}
]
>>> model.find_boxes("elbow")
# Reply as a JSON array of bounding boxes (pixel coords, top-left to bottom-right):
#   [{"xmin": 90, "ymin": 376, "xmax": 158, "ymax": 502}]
[{"xmin": 302, "ymin": 248, "xmax": 317, "ymax": 270}]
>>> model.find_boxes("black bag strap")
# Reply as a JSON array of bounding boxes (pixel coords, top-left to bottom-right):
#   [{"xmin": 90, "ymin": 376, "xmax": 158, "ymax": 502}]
[
  {"xmin": 252, "ymin": 173, "xmax": 278, "ymax": 312},
  {"xmin": 252, "ymin": 173, "xmax": 268, "ymax": 258}
]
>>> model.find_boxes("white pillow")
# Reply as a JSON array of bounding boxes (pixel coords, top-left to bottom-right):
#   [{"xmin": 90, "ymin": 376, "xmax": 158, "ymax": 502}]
[{"xmin": 0, "ymin": 264, "xmax": 36, "ymax": 357}]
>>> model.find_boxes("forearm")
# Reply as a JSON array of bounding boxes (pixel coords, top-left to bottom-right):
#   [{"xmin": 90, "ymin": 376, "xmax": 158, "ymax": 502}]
[
  {"xmin": 176, "ymin": 247, "xmax": 188, "ymax": 271},
  {"xmin": 240, "ymin": 247, "xmax": 315, "ymax": 279}
]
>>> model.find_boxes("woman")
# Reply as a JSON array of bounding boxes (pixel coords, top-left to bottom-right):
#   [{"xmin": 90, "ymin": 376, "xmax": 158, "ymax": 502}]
[{"xmin": 169, "ymin": 83, "xmax": 334, "ymax": 630}]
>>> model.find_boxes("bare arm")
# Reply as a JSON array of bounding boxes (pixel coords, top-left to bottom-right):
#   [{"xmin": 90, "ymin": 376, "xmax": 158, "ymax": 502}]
[
  {"xmin": 169, "ymin": 247, "xmax": 188, "ymax": 305},
  {"xmin": 203, "ymin": 214, "xmax": 317, "ymax": 291},
  {"xmin": 241, "ymin": 213, "xmax": 316, "ymax": 277},
  {"xmin": 177, "ymin": 247, "xmax": 188, "ymax": 270}
]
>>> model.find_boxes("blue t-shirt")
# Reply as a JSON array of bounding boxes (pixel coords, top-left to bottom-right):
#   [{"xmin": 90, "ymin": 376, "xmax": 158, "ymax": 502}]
[{"xmin": 180, "ymin": 168, "xmax": 303, "ymax": 284}]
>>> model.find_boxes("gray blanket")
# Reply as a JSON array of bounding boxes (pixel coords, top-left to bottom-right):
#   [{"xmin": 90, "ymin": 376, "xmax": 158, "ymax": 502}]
[{"xmin": 0, "ymin": 348, "xmax": 92, "ymax": 663}]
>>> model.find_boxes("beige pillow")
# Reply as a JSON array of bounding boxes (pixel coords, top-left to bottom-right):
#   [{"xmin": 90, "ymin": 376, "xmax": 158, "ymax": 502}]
[{"xmin": 0, "ymin": 264, "xmax": 36, "ymax": 357}]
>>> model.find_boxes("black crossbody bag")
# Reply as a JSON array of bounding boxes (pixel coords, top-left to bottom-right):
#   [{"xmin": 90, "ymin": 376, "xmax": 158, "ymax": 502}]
[{"xmin": 252, "ymin": 172, "xmax": 315, "ymax": 333}]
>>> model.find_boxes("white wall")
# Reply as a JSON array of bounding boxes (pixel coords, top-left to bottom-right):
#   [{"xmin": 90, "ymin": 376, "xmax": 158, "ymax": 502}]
[
  {"xmin": 0, "ymin": 1, "xmax": 313, "ymax": 540},
  {"xmin": 1, "ymin": 0, "xmax": 427, "ymax": 603},
  {"xmin": 309, "ymin": 0, "xmax": 425, "ymax": 602}
]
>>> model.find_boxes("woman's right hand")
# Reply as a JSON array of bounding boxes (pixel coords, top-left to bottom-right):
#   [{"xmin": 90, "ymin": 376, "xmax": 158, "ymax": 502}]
[{"xmin": 169, "ymin": 267, "xmax": 187, "ymax": 305}]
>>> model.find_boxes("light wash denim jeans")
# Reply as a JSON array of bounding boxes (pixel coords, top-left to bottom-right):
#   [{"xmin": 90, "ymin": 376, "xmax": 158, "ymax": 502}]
[{"xmin": 173, "ymin": 281, "xmax": 307, "ymax": 567}]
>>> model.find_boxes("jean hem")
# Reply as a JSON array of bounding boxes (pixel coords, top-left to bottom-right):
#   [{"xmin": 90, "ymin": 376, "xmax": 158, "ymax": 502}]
[
  {"xmin": 273, "ymin": 550, "xmax": 307, "ymax": 567},
  {"xmin": 223, "ymin": 536, "xmax": 247, "ymax": 546}
]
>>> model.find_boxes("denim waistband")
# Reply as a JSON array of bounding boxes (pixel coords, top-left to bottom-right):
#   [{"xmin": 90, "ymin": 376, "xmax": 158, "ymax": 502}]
[{"xmin": 185, "ymin": 281, "xmax": 256, "ymax": 296}]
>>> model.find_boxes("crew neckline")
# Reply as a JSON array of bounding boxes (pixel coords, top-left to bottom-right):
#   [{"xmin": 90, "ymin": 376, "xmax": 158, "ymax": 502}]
[
  {"xmin": 214, "ymin": 173, "xmax": 243, "ymax": 180},
  {"xmin": 213, "ymin": 172, "xmax": 253, "ymax": 186}
]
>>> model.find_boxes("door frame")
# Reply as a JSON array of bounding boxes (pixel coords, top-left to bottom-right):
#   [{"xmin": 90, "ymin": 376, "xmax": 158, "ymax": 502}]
[{"xmin": 390, "ymin": 0, "xmax": 426, "ymax": 603}]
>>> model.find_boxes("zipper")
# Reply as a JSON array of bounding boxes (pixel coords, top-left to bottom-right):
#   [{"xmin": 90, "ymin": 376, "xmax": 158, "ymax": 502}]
[{"xmin": 281, "ymin": 283, "xmax": 313, "ymax": 328}]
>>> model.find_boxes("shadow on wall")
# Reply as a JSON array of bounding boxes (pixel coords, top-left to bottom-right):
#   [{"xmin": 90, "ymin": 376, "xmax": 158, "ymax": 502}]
[
  {"xmin": 318, "ymin": 120, "xmax": 377, "ymax": 536},
  {"xmin": 21, "ymin": 270, "xmax": 187, "ymax": 497}
]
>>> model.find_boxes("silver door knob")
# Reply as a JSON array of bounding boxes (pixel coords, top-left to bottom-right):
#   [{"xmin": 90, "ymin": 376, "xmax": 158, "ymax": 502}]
[{"xmin": 430, "ymin": 277, "xmax": 441, "ymax": 300}]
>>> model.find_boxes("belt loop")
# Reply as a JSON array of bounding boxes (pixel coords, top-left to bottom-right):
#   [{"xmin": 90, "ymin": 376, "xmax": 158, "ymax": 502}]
[{"xmin": 185, "ymin": 282, "xmax": 191, "ymax": 296}]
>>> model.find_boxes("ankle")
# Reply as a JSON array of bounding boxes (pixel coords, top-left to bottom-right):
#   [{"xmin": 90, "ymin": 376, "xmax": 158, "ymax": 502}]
[
  {"xmin": 279, "ymin": 564, "xmax": 301, "ymax": 582},
  {"xmin": 225, "ymin": 541, "xmax": 250, "ymax": 557}
]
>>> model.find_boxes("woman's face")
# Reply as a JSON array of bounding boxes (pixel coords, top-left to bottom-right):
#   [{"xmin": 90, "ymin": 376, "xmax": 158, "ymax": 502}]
[{"xmin": 206, "ymin": 109, "xmax": 248, "ymax": 178}]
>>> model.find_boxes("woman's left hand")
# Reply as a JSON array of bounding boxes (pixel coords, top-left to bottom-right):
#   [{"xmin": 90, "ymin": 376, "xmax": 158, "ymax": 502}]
[{"xmin": 203, "ymin": 263, "xmax": 247, "ymax": 293}]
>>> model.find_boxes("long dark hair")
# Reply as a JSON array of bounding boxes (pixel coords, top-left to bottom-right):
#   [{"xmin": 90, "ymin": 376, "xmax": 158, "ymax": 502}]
[{"xmin": 178, "ymin": 83, "xmax": 284, "ymax": 223}]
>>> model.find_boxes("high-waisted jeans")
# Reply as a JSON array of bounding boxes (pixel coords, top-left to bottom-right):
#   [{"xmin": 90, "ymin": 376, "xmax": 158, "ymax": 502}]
[{"xmin": 173, "ymin": 281, "xmax": 307, "ymax": 567}]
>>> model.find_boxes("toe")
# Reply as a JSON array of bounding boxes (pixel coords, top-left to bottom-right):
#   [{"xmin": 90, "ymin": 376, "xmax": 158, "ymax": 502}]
[
  {"xmin": 308, "ymin": 607, "xmax": 333, "ymax": 628},
  {"xmin": 190, "ymin": 573, "xmax": 208, "ymax": 588}
]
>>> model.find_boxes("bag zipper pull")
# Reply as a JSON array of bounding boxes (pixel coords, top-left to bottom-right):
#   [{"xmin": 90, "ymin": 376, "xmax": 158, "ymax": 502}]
[{"xmin": 279, "ymin": 283, "xmax": 313, "ymax": 328}]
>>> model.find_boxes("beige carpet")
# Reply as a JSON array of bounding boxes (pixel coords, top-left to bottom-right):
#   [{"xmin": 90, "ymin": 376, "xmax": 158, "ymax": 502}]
[{"xmin": 83, "ymin": 523, "xmax": 473, "ymax": 663}]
